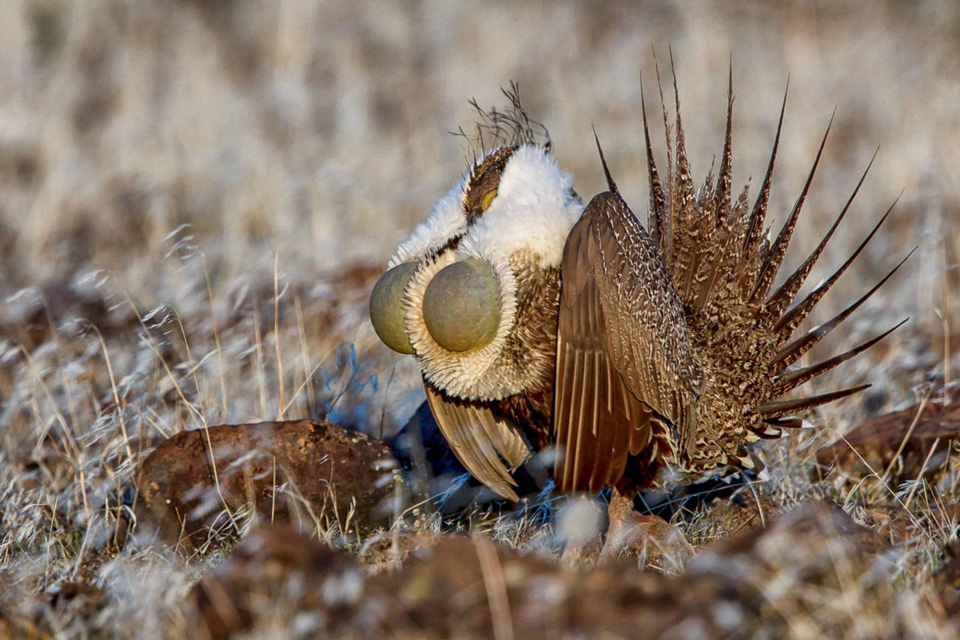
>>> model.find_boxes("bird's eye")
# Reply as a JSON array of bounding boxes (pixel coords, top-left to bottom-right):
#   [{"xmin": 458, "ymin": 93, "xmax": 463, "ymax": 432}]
[
  {"xmin": 422, "ymin": 258, "xmax": 501, "ymax": 352},
  {"xmin": 480, "ymin": 189, "xmax": 498, "ymax": 213},
  {"xmin": 370, "ymin": 262, "xmax": 419, "ymax": 354}
]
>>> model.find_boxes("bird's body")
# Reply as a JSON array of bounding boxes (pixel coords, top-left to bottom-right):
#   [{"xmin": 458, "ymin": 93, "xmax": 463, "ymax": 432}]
[{"xmin": 370, "ymin": 75, "xmax": 904, "ymax": 507}]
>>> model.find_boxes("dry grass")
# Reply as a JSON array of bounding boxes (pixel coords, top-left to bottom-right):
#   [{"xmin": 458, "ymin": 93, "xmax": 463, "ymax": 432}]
[{"xmin": 0, "ymin": 1, "xmax": 959, "ymax": 637}]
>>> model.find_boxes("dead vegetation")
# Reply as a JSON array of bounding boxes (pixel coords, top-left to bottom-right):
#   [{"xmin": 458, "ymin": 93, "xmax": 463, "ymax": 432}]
[{"xmin": 1, "ymin": 1, "xmax": 960, "ymax": 638}]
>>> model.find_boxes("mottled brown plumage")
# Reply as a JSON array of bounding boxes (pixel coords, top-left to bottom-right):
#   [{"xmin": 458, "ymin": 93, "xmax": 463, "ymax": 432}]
[{"xmin": 371, "ymin": 74, "xmax": 905, "ymax": 505}]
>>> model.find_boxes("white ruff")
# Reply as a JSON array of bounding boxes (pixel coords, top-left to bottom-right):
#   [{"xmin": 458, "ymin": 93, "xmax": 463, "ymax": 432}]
[
  {"xmin": 458, "ymin": 144, "xmax": 583, "ymax": 268},
  {"xmin": 389, "ymin": 175, "xmax": 467, "ymax": 268},
  {"xmin": 402, "ymin": 248, "xmax": 520, "ymax": 401}
]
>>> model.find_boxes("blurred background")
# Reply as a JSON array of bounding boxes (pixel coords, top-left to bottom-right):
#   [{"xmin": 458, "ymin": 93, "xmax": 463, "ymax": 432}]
[{"xmin": 0, "ymin": 0, "xmax": 957, "ymax": 439}]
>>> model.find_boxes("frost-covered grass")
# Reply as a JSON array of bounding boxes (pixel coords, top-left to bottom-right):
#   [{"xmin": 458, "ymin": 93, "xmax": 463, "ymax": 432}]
[{"xmin": 1, "ymin": 1, "xmax": 959, "ymax": 637}]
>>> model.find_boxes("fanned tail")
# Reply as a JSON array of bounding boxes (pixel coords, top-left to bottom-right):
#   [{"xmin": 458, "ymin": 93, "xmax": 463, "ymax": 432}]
[{"xmin": 642, "ymin": 61, "xmax": 907, "ymax": 473}]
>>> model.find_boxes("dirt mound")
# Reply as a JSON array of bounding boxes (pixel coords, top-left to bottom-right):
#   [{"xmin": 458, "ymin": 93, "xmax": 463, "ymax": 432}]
[
  {"xmin": 185, "ymin": 500, "xmax": 918, "ymax": 639},
  {"xmin": 816, "ymin": 388, "xmax": 960, "ymax": 482},
  {"xmin": 136, "ymin": 420, "xmax": 402, "ymax": 549}
]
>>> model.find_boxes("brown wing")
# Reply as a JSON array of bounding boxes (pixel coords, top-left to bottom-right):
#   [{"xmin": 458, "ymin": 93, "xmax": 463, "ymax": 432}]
[
  {"xmin": 554, "ymin": 191, "xmax": 700, "ymax": 493},
  {"xmin": 423, "ymin": 379, "xmax": 531, "ymax": 501}
]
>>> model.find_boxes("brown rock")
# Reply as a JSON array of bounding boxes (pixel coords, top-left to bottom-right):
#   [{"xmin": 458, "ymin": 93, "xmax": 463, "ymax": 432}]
[
  {"xmin": 192, "ymin": 529, "xmax": 742, "ymax": 640},
  {"xmin": 691, "ymin": 501, "xmax": 889, "ymax": 591},
  {"xmin": 192, "ymin": 524, "xmax": 362, "ymax": 640},
  {"xmin": 616, "ymin": 514, "xmax": 694, "ymax": 568},
  {"xmin": 815, "ymin": 389, "xmax": 960, "ymax": 483},
  {"xmin": 136, "ymin": 420, "xmax": 401, "ymax": 549},
  {"xmin": 187, "ymin": 502, "xmax": 942, "ymax": 640},
  {"xmin": 381, "ymin": 536, "xmax": 560, "ymax": 637}
]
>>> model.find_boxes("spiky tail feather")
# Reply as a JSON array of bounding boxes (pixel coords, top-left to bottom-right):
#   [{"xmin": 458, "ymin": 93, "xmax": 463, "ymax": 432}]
[{"xmin": 643, "ymin": 57, "xmax": 907, "ymax": 473}]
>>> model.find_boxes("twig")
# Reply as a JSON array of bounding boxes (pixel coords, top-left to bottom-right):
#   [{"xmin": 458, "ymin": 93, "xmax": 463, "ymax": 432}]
[{"xmin": 473, "ymin": 535, "xmax": 515, "ymax": 640}]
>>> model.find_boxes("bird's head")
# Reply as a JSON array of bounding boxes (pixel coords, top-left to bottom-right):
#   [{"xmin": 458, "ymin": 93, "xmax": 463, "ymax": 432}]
[{"xmin": 370, "ymin": 143, "xmax": 583, "ymax": 400}]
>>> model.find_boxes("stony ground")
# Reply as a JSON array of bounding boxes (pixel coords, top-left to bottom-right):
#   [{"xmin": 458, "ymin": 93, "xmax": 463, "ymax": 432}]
[{"xmin": 1, "ymin": 1, "xmax": 959, "ymax": 638}]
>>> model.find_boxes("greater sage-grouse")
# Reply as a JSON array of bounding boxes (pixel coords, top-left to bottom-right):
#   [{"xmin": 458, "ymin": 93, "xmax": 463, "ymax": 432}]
[{"xmin": 370, "ymin": 72, "xmax": 905, "ymax": 548}]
